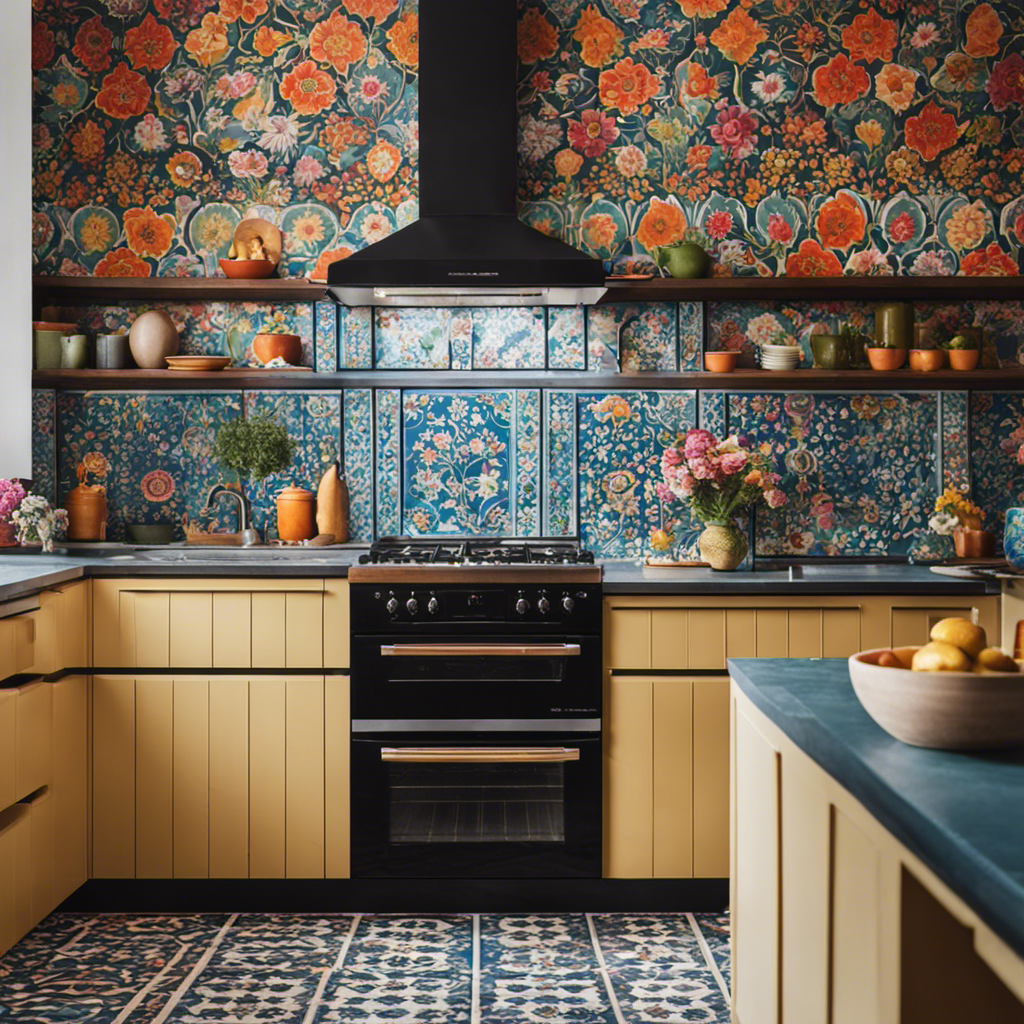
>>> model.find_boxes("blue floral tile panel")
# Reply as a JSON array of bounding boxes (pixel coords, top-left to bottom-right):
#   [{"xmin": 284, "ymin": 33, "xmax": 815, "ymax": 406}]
[
  {"xmin": 472, "ymin": 308, "xmax": 545, "ymax": 369},
  {"xmin": 969, "ymin": 392, "xmax": 1024, "ymax": 546},
  {"xmin": 376, "ymin": 308, "xmax": 463, "ymax": 370},
  {"xmin": 31, "ymin": 389, "xmax": 57, "ymax": 505},
  {"xmin": 678, "ymin": 301, "xmax": 704, "ymax": 371},
  {"xmin": 375, "ymin": 389, "xmax": 402, "ymax": 536},
  {"xmin": 343, "ymin": 389, "xmax": 374, "ymax": 543},
  {"xmin": 547, "ymin": 307, "xmax": 586, "ymax": 370},
  {"xmin": 587, "ymin": 303, "xmax": 678, "ymax": 373},
  {"xmin": 730, "ymin": 392, "xmax": 940, "ymax": 557},
  {"xmin": 315, "ymin": 300, "xmax": 338, "ymax": 374},
  {"xmin": 339, "ymin": 307, "xmax": 373, "ymax": 370},
  {"xmin": 941, "ymin": 391, "xmax": 970, "ymax": 492},
  {"xmin": 544, "ymin": 390, "xmax": 577, "ymax": 537}
]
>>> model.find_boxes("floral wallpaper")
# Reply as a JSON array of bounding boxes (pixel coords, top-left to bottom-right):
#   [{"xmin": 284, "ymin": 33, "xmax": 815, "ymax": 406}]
[{"xmin": 32, "ymin": 0, "xmax": 1023, "ymax": 277}]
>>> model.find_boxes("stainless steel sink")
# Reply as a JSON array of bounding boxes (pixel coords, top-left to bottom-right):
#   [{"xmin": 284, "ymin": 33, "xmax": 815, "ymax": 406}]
[{"xmin": 131, "ymin": 545, "xmax": 359, "ymax": 564}]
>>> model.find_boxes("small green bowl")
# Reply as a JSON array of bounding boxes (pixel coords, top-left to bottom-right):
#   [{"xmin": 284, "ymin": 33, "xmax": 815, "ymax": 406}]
[
  {"xmin": 811, "ymin": 334, "xmax": 850, "ymax": 369},
  {"xmin": 127, "ymin": 523, "xmax": 176, "ymax": 545}
]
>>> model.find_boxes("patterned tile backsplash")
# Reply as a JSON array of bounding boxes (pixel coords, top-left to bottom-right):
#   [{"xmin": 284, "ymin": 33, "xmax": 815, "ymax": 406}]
[{"xmin": 31, "ymin": 299, "xmax": 1024, "ymax": 554}]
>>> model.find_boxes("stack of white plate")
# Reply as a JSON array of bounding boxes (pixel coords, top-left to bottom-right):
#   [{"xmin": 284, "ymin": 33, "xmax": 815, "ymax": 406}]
[{"xmin": 759, "ymin": 344, "xmax": 802, "ymax": 371}]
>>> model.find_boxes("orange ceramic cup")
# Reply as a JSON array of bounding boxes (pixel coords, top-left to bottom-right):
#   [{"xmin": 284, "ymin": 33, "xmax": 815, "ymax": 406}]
[
  {"xmin": 908, "ymin": 349, "xmax": 946, "ymax": 371},
  {"xmin": 948, "ymin": 349, "xmax": 979, "ymax": 371}
]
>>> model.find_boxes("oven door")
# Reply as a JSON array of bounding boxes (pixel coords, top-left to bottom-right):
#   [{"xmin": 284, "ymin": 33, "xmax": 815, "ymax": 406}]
[{"xmin": 351, "ymin": 733, "xmax": 601, "ymax": 878}]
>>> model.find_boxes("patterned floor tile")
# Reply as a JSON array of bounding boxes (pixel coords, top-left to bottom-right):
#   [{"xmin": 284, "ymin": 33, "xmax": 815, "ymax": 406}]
[{"xmin": 694, "ymin": 912, "xmax": 732, "ymax": 992}]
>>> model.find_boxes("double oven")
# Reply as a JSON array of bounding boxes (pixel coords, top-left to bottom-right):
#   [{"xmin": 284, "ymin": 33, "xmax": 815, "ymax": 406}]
[{"xmin": 348, "ymin": 559, "xmax": 603, "ymax": 879}]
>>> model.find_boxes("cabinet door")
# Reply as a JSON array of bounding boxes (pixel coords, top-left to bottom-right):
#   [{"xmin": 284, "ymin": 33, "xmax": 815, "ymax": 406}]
[
  {"xmin": 249, "ymin": 677, "xmax": 287, "ymax": 878},
  {"xmin": 892, "ymin": 606, "xmax": 977, "ymax": 648},
  {"xmin": 209, "ymin": 678, "xmax": 249, "ymax": 878},
  {"xmin": 324, "ymin": 584, "xmax": 350, "ymax": 669},
  {"xmin": 0, "ymin": 805, "xmax": 33, "ymax": 952},
  {"xmin": 92, "ymin": 676, "xmax": 136, "ymax": 878},
  {"xmin": 52, "ymin": 676, "xmax": 87, "ymax": 903},
  {"xmin": 0, "ymin": 689, "xmax": 15, "ymax": 811},
  {"xmin": 286, "ymin": 678, "xmax": 325, "ymax": 877},
  {"xmin": 325, "ymin": 676, "xmax": 350, "ymax": 878},
  {"xmin": 0, "ymin": 608, "xmax": 40, "ymax": 681},
  {"xmin": 607, "ymin": 610, "xmax": 651, "ymax": 670},
  {"xmin": 692, "ymin": 675, "xmax": 730, "ymax": 878},
  {"xmin": 16, "ymin": 680, "xmax": 52, "ymax": 802},
  {"xmin": 653, "ymin": 677, "xmax": 692, "ymax": 877}
]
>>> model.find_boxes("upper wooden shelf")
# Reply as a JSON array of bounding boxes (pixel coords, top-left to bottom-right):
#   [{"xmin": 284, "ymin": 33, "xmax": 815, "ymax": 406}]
[
  {"xmin": 34, "ymin": 276, "xmax": 328, "ymax": 304},
  {"xmin": 33, "ymin": 274, "xmax": 1023, "ymax": 308},
  {"xmin": 32, "ymin": 367, "xmax": 1024, "ymax": 392}
]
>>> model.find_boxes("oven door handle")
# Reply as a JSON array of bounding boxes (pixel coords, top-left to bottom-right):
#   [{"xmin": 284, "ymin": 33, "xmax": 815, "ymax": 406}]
[
  {"xmin": 380, "ymin": 747, "xmax": 581, "ymax": 763},
  {"xmin": 379, "ymin": 643, "xmax": 581, "ymax": 657}
]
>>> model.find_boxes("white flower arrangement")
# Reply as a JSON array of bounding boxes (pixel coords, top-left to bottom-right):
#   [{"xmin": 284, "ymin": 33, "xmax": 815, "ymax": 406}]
[
  {"xmin": 928, "ymin": 511, "xmax": 959, "ymax": 537},
  {"xmin": 11, "ymin": 494, "xmax": 68, "ymax": 552}
]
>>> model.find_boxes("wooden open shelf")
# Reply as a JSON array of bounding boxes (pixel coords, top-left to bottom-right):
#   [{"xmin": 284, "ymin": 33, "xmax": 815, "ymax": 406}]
[
  {"xmin": 34, "ymin": 276, "xmax": 328, "ymax": 304},
  {"xmin": 32, "ymin": 367, "xmax": 1024, "ymax": 392}
]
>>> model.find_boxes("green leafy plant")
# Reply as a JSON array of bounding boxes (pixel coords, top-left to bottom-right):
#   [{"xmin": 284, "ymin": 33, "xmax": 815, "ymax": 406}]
[
  {"xmin": 939, "ymin": 331, "xmax": 979, "ymax": 351},
  {"xmin": 215, "ymin": 413, "xmax": 297, "ymax": 484}
]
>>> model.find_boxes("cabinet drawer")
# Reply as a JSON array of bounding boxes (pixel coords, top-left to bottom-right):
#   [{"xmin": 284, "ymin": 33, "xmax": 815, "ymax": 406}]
[
  {"xmin": 0, "ymin": 803, "xmax": 33, "ymax": 954},
  {"xmin": 15, "ymin": 681, "xmax": 52, "ymax": 802},
  {"xmin": 0, "ymin": 608, "xmax": 40, "ymax": 682}
]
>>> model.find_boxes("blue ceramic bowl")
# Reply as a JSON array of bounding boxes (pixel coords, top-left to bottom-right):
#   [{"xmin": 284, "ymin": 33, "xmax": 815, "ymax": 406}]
[{"xmin": 1005, "ymin": 508, "xmax": 1024, "ymax": 568}]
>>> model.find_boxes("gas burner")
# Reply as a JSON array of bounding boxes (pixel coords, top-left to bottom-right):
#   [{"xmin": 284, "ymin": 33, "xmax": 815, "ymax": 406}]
[{"xmin": 358, "ymin": 537, "xmax": 596, "ymax": 566}]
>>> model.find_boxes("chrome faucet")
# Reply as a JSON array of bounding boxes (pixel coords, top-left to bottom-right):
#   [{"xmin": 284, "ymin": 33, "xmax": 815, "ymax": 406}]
[{"xmin": 203, "ymin": 485, "xmax": 260, "ymax": 546}]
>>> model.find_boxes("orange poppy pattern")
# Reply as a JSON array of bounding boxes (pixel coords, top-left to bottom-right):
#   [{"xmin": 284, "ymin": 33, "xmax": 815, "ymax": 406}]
[
  {"xmin": 309, "ymin": 11, "xmax": 366, "ymax": 75},
  {"xmin": 636, "ymin": 198, "xmax": 686, "ymax": 251},
  {"xmin": 709, "ymin": 9, "xmax": 767, "ymax": 66},
  {"xmin": 124, "ymin": 14, "xmax": 176, "ymax": 71},
  {"xmin": 904, "ymin": 101, "xmax": 960, "ymax": 161},
  {"xmin": 94, "ymin": 64, "xmax": 151, "ymax": 119},
  {"xmin": 815, "ymin": 193, "xmax": 866, "ymax": 251},
  {"xmin": 519, "ymin": 7, "xmax": 559, "ymax": 64},
  {"xmin": 124, "ymin": 206, "xmax": 176, "ymax": 258},
  {"xmin": 280, "ymin": 60, "xmax": 337, "ymax": 116},
  {"xmin": 785, "ymin": 239, "xmax": 844, "ymax": 276},
  {"xmin": 599, "ymin": 58, "xmax": 662, "ymax": 115}
]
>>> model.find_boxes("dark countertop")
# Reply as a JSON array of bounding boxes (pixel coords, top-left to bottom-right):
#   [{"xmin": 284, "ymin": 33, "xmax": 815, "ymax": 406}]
[
  {"xmin": 0, "ymin": 550, "xmax": 999, "ymax": 604},
  {"xmin": 729, "ymin": 657, "xmax": 1024, "ymax": 960}
]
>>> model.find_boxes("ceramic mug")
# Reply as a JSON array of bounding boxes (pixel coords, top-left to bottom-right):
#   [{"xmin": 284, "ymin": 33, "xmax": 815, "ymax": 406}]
[
  {"xmin": 34, "ymin": 329, "xmax": 65, "ymax": 369},
  {"xmin": 61, "ymin": 334, "xmax": 89, "ymax": 369},
  {"xmin": 96, "ymin": 333, "xmax": 130, "ymax": 369}
]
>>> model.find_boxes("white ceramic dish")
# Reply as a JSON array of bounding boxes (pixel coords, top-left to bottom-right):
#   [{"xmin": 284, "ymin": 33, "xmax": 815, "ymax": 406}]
[{"xmin": 848, "ymin": 647, "xmax": 1024, "ymax": 750}]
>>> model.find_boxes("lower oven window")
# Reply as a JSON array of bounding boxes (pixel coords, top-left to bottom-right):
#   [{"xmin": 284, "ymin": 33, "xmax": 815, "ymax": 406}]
[{"xmin": 388, "ymin": 762, "xmax": 566, "ymax": 844}]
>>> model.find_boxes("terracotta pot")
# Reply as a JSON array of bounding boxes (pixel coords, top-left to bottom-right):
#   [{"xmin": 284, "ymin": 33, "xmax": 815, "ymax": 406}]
[
  {"xmin": 909, "ymin": 348, "xmax": 946, "ymax": 372},
  {"xmin": 948, "ymin": 348, "xmax": 979, "ymax": 371},
  {"xmin": 253, "ymin": 333, "xmax": 303, "ymax": 365},
  {"xmin": 953, "ymin": 528, "xmax": 995, "ymax": 559},
  {"xmin": 698, "ymin": 521, "xmax": 748, "ymax": 571},
  {"xmin": 276, "ymin": 485, "xmax": 316, "ymax": 541},
  {"xmin": 219, "ymin": 258, "xmax": 276, "ymax": 280},
  {"xmin": 703, "ymin": 351, "xmax": 738, "ymax": 373},
  {"xmin": 866, "ymin": 347, "xmax": 906, "ymax": 370},
  {"xmin": 0, "ymin": 520, "xmax": 17, "ymax": 547},
  {"xmin": 65, "ymin": 485, "xmax": 107, "ymax": 541},
  {"xmin": 129, "ymin": 310, "xmax": 179, "ymax": 369}
]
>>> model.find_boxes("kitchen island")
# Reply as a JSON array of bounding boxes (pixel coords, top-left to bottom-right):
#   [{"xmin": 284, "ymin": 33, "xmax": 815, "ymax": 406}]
[{"xmin": 729, "ymin": 658, "xmax": 1024, "ymax": 1024}]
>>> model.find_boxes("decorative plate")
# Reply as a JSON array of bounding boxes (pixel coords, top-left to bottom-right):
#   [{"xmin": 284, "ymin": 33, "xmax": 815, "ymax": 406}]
[{"xmin": 165, "ymin": 356, "xmax": 231, "ymax": 371}]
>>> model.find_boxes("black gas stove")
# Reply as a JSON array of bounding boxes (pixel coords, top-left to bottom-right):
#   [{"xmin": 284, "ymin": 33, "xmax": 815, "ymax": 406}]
[{"xmin": 358, "ymin": 537, "xmax": 596, "ymax": 566}]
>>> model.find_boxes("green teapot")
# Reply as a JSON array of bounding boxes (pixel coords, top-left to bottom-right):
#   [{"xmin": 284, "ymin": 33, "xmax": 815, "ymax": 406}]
[{"xmin": 651, "ymin": 242, "xmax": 711, "ymax": 279}]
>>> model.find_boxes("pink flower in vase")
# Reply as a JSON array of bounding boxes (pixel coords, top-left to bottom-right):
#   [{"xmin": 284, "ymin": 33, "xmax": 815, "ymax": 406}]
[{"xmin": 683, "ymin": 429, "xmax": 717, "ymax": 459}]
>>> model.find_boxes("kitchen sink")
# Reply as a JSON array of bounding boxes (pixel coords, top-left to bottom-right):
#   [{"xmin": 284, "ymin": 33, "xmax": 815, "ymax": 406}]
[{"xmin": 130, "ymin": 545, "xmax": 362, "ymax": 564}]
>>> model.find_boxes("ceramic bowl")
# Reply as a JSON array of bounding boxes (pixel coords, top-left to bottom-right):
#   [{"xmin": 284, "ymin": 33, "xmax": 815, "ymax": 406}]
[
  {"xmin": 848, "ymin": 647, "xmax": 1024, "ymax": 749},
  {"xmin": 127, "ymin": 523, "xmax": 176, "ymax": 545},
  {"xmin": 704, "ymin": 351, "xmax": 738, "ymax": 373},
  {"xmin": 253, "ymin": 332, "xmax": 303, "ymax": 365},
  {"xmin": 909, "ymin": 348, "xmax": 946, "ymax": 372},
  {"xmin": 866, "ymin": 347, "xmax": 906, "ymax": 370},
  {"xmin": 1005, "ymin": 508, "xmax": 1024, "ymax": 569},
  {"xmin": 219, "ymin": 258, "xmax": 276, "ymax": 280},
  {"xmin": 948, "ymin": 348, "xmax": 980, "ymax": 371}
]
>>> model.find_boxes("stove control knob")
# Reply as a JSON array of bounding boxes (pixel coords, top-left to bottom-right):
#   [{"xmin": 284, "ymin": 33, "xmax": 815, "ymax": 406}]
[
  {"xmin": 386, "ymin": 596, "xmax": 399, "ymax": 615},
  {"xmin": 515, "ymin": 597, "xmax": 530, "ymax": 616},
  {"xmin": 537, "ymin": 596, "xmax": 550, "ymax": 615},
  {"xmin": 427, "ymin": 597, "xmax": 439, "ymax": 615},
  {"xmin": 562, "ymin": 595, "xmax": 575, "ymax": 613},
  {"xmin": 406, "ymin": 597, "xmax": 419, "ymax": 616}
]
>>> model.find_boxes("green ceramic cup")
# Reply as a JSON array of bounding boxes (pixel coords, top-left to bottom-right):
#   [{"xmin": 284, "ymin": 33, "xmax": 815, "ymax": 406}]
[
  {"xmin": 34, "ymin": 330, "xmax": 65, "ymax": 369},
  {"xmin": 811, "ymin": 334, "xmax": 851, "ymax": 369}
]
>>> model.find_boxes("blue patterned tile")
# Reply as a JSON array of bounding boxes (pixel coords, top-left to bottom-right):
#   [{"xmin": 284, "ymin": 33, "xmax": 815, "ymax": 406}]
[
  {"xmin": 588, "ymin": 303, "xmax": 677, "ymax": 373},
  {"xmin": 375, "ymin": 389, "xmax": 402, "ymax": 536},
  {"xmin": 731, "ymin": 392, "xmax": 940, "ymax": 557},
  {"xmin": 315, "ymin": 301, "xmax": 338, "ymax": 374},
  {"xmin": 698, "ymin": 391, "xmax": 728, "ymax": 439},
  {"xmin": 74, "ymin": 301, "xmax": 315, "ymax": 367},
  {"xmin": 515, "ymin": 390, "xmax": 541, "ymax": 537},
  {"xmin": 544, "ymin": 391, "xmax": 577, "ymax": 537},
  {"xmin": 450, "ymin": 313, "xmax": 473, "ymax": 371},
  {"xmin": 694, "ymin": 912, "xmax": 732, "ymax": 993},
  {"xmin": 31, "ymin": 389, "xmax": 56, "ymax": 505},
  {"xmin": 547, "ymin": 308, "xmax": 585, "ymax": 370},
  {"xmin": 402, "ymin": 391, "xmax": 515, "ymax": 536},
  {"xmin": 577, "ymin": 391, "xmax": 697, "ymax": 559},
  {"xmin": 339, "ymin": 307, "xmax": 373, "ymax": 369},
  {"xmin": 472, "ymin": 308, "xmax": 545, "ymax": 369},
  {"xmin": 969, "ymin": 392, "xmax": 1024, "ymax": 544},
  {"xmin": 343, "ymin": 390, "xmax": 374, "ymax": 543},
  {"xmin": 242, "ymin": 392, "xmax": 341, "ymax": 540},
  {"xmin": 678, "ymin": 302, "xmax": 704, "ymax": 371},
  {"xmin": 376, "ymin": 309, "xmax": 454, "ymax": 369},
  {"xmin": 56, "ymin": 390, "xmax": 241, "ymax": 542},
  {"xmin": 942, "ymin": 391, "xmax": 970, "ymax": 492}
]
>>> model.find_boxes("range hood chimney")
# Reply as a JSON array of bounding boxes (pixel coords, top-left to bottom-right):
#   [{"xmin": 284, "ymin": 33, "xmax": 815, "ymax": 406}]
[{"xmin": 327, "ymin": 0, "xmax": 607, "ymax": 307}]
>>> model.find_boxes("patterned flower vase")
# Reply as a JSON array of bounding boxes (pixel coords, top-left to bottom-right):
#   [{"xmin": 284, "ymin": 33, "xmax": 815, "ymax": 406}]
[
  {"xmin": 1004, "ymin": 509, "xmax": 1024, "ymax": 569},
  {"xmin": 698, "ymin": 520, "xmax": 748, "ymax": 571},
  {"xmin": 0, "ymin": 520, "xmax": 16, "ymax": 547}
]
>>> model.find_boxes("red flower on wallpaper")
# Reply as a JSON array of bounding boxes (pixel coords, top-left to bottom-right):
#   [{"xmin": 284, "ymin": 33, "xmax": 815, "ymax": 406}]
[
  {"xmin": 767, "ymin": 214, "xmax": 793, "ymax": 244},
  {"xmin": 219, "ymin": 0, "xmax": 269, "ymax": 24},
  {"xmin": 678, "ymin": 0, "xmax": 727, "ymax": 17},
  {"xmin": 710, "ymin": 9, "xmax": 767, "ymax": 65},
  {"xmin": 32, "ymin": 21, "xmax": 54, "ymax": 71},
  {"xmin": 95, "ymin": 64, "xmax": 152, "ymax": 120},
  {"xmin": 986, "ymin": 54, "xmax": 1024, "ymax": 113},
  {"xmin": 710, "ymin": 103, "xmax": 758, "ymax": 159},
  {"xmin": 812, "ymin": 54, "xmax": 869, "ymax": 107},
  {"xmin": 960, "ymin": 243, "xmax": 1018, "ymax": 276},
  {"xmin": 95, "ymin": 248, "xmax": 152, "ymax": 277},
  {"xmin": 72, "ymin": 16, "xmax": 114, "ymax": 73},
  {"xmin": 904, "ymin": 101, "xmax": 960, "ymax": 161},
  {"xmin": 309, "ymin": 11, "xmax": 367, "ymax": 76},
  {"xmin": 636, "ymin": 197, "xmax": 686, "ymax": 251},
  {"xmin": 964, "ymin": 3, "xmax": 1002, "ymax": 58},
  {"xmin": 125, "ymin": 14, "xmax": 177, "ymax": 71},
  {"xmin": 816, "ymin": 193, "xmax": 866, "ymax": 251},
  {"xmin": 518, "ymin": 6, "xmax": 559, "ymax": 64},
  {"xmin": 1015, "ymin": 209, "xmax": 1024, "ymax": 246},
  {"xmin": 704, "ymin": 211, "xmax": 733, "ymax": 239},
  {"xmin": 140, "ymin": 471, "xmax": 175, "ymax": 502},
  {"xmin": 599, "ymin": 58, "xmax": 662, "ymax": 115},
  {"xmin": 254, "ymin": 26, "xmax": 292, "ymax": 57},
  {"xmin": 124, "ymin": 206, "xmax": 175, "ymax": 258},
  {"xmin": 841, "ymin": 10, "xmax": 897, "ymax": 63},
  {"xmin": 386, "ymin": 13, "xmax": 418, "ymax": 68},
  {"xmin": 683, "ymin": 62, "xmax": 719, "ymax": 100},
  {"xmin": 310, "ymin": 246, "xmax": 354, "ymax": 283},
  {"xmin": 281, "ymin": 60, "xmax": 337, "ymax": 116},
  {"xmin": 785, "ymin": 239, "xmax": 843, "ymax": 276},
  {"xmin": 887, "ymin": 212, "xmax": 916, "ymax": 243},
  {"xmin": 568, "ymin": 110, "xmax": 620, "ymax": 157}
]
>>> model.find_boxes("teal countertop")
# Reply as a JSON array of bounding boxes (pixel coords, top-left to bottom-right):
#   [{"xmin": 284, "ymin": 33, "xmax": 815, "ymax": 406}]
[
  {"xmin": 729, "ymin": 657, "xmax": 1024, "ymax": 960},
  {"xmin": 0, "ymin": 551, "xmax": 998, "ymax": 603}
]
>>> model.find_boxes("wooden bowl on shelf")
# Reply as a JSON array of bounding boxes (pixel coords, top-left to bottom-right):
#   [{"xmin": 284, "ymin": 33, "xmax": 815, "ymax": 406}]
[
  {"xmin": 866, "ymin": 347, "xmax": 906, "ymax": 370},
  {"xmin": 219, "ymin": 258, "xmax": 276, "ymax": 280},
  {"xmin": 908, "ymin": 349, "xmax": 946, "ymax": 371},
  {"xmin": 253, "ymin": 332, "xmax": 303, "ymax": 365},
  {"xmin": 704, "ymin": 351, "xmax": 738, "ymax": 373}
]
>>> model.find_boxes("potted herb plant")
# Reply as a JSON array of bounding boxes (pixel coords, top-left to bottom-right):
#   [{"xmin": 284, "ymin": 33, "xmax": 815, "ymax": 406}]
[
  {"xmin": 865, "ymin": 332, "xmax": 906, "ymax": 371},
  {"xmin": 656, "ymin": 429, "xmax": 786, "ymax": 570},
  {"xmin": 939, "ymin": 329, "xmax": 981, "ymax": 371}
]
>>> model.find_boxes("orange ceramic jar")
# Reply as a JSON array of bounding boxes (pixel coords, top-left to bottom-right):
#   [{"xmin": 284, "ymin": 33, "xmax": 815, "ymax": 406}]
[
  {"xmin": 276, "ymin": 485, "xmax": 316, "ymax": 542},
  {"xmin": 65, "ymin": 485, "xmax": 107, "ymax": 540}
]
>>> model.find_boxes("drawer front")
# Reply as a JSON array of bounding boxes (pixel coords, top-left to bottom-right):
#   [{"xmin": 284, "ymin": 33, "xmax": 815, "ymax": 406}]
[{"xmin": 0, "ymin": 610, "xmax": 40, "ymax": 682}]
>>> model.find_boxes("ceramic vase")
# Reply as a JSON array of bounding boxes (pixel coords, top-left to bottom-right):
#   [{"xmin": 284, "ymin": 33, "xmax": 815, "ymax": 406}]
[
  {"xmin": 953, "ymin": 528, "xmax": 995, "ymax": 559},
  {"xmin": 276, "ymin": 486, "xmax": 316, "ymax": 541},
  {"xmin": 698, "ymin": 520, "xmax": 748, "ymax": 571},
  {"xmin": 65, "ymin": 485, "xmax": 107, "ymax": 541},
  {"xmin": 129, "ymin": 310, "xmax": 179, "ymax": 369},
  {"xmin": 1003, "ymin": 510, "xmax": 1024, "ymax": 568},
  {"xmin": 0, "ymin": 521, "xmax": 17, "ymax": 547}
]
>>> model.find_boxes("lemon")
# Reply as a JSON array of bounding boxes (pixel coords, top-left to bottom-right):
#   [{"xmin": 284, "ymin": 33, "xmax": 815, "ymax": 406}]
[
  {"xmin": 929, "ymin": 617, "xmax": 987, "ymax": 659},
  {"xmin": 912, "ymin": 640, "xmax": 972, "ymax": 672},
  {"xmin": 973, "ymin": 648, "xmax": 1022, "ymax": 673}
]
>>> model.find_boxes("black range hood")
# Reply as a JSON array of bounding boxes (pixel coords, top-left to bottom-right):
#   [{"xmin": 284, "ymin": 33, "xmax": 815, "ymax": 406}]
[{"xmin": 327, "ymin": 0, "xmax": 607, "ymax": 307}]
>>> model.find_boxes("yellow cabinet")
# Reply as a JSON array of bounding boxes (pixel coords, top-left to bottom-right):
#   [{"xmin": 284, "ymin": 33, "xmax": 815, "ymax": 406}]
[
  {"xmin": 324, "ymin": 583, "xmax": 350, "ymax": 668},
  {"xmin": 36, "ymin": 581, "xmax": 90, "ymax": 675},
  {"xmin": 0, "ymin": 603, "xmax": 42, "ymax": 682},
  {"xmin": 52, "ymin": 676, "xmax": 87, "ymax": 904},
  {"xmin": 15, "ymin": 680, "xmax": 52, "ymax": 803},
  {"xmin": 0, "ymin": 803, "xmax": 32, "ymax": 955},
  {"xmin": 93, "ymin": 578, "xmax": 327, "ymax": 669},
  {"xmin": 0, "ymin": 688, "xmax": 14, "ymax": 811},
  {"xmin": 20, "ymin": 788, "xmax": 57, "ymax": 925}
]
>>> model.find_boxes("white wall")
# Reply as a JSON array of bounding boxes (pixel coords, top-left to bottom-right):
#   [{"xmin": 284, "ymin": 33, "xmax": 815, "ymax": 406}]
[{"xmin": 0, "ymin": 0, "xmax": 32, "ymax": 478}]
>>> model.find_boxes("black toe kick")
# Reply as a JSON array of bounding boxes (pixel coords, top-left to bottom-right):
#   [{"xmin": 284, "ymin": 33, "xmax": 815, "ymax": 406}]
[{"xmin": 59, "ymin": 878, "xmax": 729, "ymax": 914}]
